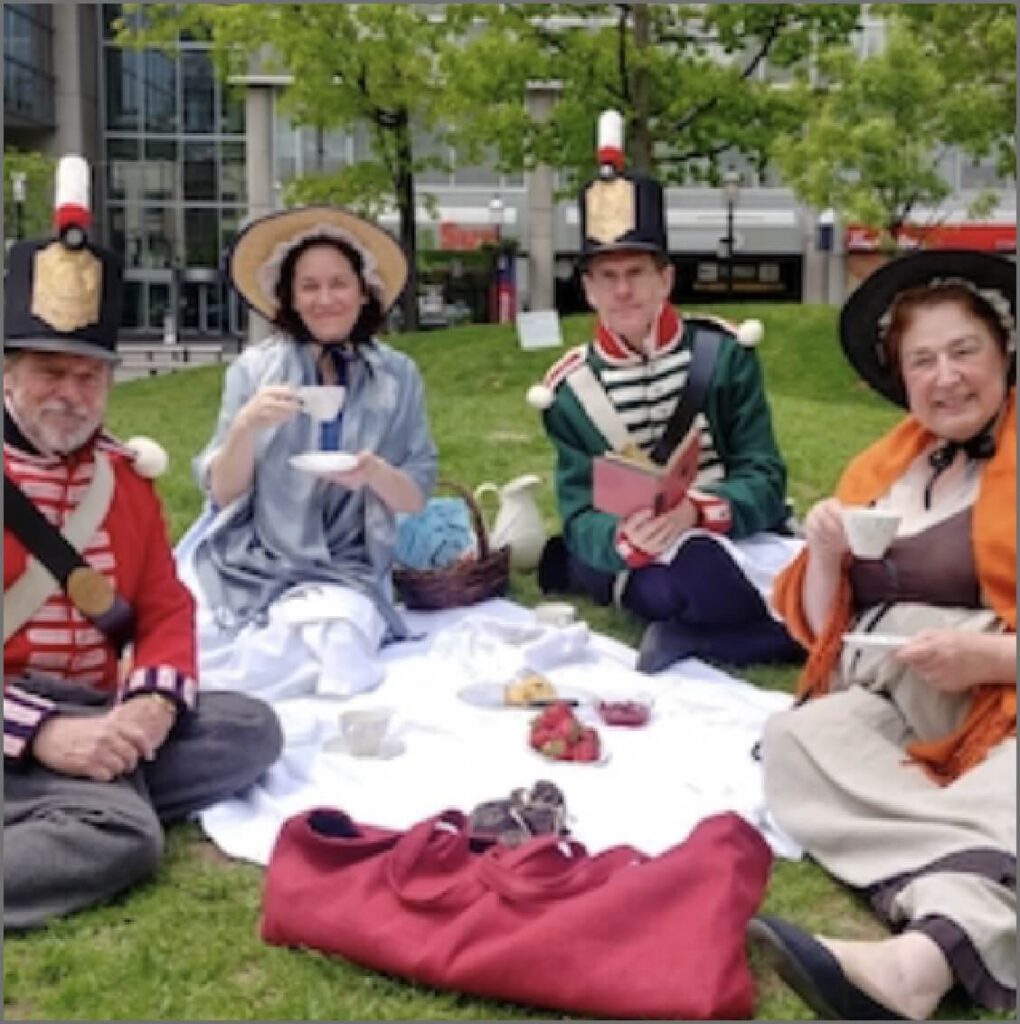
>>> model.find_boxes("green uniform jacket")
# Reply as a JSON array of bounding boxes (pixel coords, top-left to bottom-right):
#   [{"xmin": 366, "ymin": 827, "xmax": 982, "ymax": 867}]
[{"xmin": 542, "ymin": 324, "xmax": 788, "ymax": 574}]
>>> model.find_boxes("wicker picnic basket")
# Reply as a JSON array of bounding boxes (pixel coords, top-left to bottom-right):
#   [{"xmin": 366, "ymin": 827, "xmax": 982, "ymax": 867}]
[{"xmin": 392, "ymin": 479, "xmax": 511, "ymax": 610}]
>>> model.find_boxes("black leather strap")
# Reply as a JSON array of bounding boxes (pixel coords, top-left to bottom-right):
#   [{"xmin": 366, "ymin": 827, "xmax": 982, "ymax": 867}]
[
  {"xmin": 4, "ymin": 473, "xmax": 135, "ymax": 654},
  {"xmin": 650, "ymin": 325, "xmax": 723, "ymax": 466}
]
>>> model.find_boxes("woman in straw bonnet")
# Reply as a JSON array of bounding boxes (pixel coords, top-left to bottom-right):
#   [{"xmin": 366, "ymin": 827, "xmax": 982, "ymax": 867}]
[
  {"xmin": 749, "ymin": 251, "xmax": 1016, "ymax": 1019},
  {"xmin": 177, "ymin": 207, "xmax": 437, "ymax": 700}
]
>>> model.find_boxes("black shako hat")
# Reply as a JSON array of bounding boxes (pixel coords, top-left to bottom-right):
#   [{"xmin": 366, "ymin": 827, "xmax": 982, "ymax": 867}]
[
  {"xmin": 4, "ymin": 155, "xmax": 123, "ymax": 364},
  {"xmin": 839, "ymin": 249, "xmax": 1016, "ymax": 407},
  {"xmin": 578, "ymin": 110, "xmax": 668, "ymax": 265}
]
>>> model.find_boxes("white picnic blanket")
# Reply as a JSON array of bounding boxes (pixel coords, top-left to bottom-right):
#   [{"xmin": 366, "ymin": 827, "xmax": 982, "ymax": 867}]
[{"xmin": 199, "ymin": 599, "xmax": 802, "ymax": 864}]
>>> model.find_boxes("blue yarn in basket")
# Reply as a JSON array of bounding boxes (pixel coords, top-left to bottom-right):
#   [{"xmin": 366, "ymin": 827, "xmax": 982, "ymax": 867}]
[{"xmin": 395, "ymin": 497, "xmax": 476, "ymax": 571}]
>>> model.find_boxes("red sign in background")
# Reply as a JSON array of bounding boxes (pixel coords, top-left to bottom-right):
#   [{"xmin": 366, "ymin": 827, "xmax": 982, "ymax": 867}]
[
  {"xmin": 846, "ymin": 222, "xmax": 1016, "ymax": 253},
  {"xmin": 438, "ymin": 222, "xmax": 500, "ymax": 251}
]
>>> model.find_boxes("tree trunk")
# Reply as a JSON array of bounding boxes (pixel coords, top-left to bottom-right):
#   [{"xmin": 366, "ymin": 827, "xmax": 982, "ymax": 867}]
[
  {"xmin": 394, "ymin": 114, "xmax": 419, "ymax": 333},
  {"xmin": 630, "ymin": 4, "xmax": 653, "ymax": 174}
]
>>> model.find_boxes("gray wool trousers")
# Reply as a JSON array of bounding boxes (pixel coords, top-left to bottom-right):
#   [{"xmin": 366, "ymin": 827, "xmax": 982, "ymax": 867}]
[{"xmin": 4, "ymin": 676, "xmax": 283, "ymax": 931}]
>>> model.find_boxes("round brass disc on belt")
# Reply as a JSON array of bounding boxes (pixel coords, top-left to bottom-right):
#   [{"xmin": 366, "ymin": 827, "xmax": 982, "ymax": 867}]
[{"xmin": 66, "ymin": 566, "xmax": 116, "ymax": 617}]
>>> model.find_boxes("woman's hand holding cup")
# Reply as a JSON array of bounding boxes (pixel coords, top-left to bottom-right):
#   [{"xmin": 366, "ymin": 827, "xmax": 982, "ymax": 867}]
[
  {"xmin": 237, "ymin": 384, "xmax": 301, "ymax": 432},
  {"xmin": 803, "ymin": 497, "xmax": 851, "ymax": 563}
]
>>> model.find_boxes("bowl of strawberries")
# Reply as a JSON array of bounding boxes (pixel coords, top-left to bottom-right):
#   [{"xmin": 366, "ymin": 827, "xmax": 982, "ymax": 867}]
[
  {"xmin": 528, "ymin": 701, "xmax": 607, "ymax": 764},
  {"xmin": 596, "ymin": 694, "xmax": 653, "ymax": 728}
]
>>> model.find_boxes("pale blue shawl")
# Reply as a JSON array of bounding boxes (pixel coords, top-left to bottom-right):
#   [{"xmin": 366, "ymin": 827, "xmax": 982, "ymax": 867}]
[{"xmin": 190, "ymin": 334, "xmax": 438, "ymax": 638}]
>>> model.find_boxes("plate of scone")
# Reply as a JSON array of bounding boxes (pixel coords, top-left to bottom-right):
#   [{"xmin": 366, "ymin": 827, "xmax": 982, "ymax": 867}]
[{"xmin": 457, "ymin": 672, "xmax": 593, "ymax": 710}]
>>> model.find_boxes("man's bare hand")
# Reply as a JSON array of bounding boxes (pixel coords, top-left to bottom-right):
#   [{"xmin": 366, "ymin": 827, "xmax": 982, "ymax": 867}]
[
  {"xmin": 32, "ymin": 712, "xmax": 153, "ymax": 782},
  {"xmin": 109, "ymin": 695, "xmax": 176, "ymax": 760},
  {"xmin": 621, "ymin": 499, "xmax": 698, "ymax": 556}
]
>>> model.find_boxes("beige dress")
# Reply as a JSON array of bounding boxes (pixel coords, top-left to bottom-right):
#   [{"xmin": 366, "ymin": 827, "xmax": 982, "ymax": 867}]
[{"xmin": 762, "ymin": 453, "xmax": 1016, "ymax": 1012}]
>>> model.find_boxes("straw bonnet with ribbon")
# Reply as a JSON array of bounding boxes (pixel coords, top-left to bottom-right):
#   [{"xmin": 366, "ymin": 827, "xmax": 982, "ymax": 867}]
[
  {"xmin": 227, "ymin": 205, "xmax": 408, "ymax": 321},
  {"xmin": 3, "ymin": 154, "xmax": 168, "ymax": 479},
  {"xmin": 838, "ymin": 249, "xmax": 1016, "ymax": 408}
]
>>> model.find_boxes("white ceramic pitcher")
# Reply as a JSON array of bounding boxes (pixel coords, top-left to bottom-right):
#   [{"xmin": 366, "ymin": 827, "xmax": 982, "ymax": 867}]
[{"xmin": 474, "ymin": 474, "xmax": 548, "ymax": 572}]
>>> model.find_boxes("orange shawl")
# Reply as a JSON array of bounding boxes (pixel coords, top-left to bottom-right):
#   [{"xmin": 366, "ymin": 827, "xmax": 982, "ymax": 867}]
[{"xmin": 773, "ymin": 393, "xmax": 1016, "ymax": 784}]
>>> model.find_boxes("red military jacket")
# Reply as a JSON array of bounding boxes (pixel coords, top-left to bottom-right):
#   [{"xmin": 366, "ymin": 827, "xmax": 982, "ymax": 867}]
[{"xmin": 4, "ymin": 426, "xmax": 197, "ymax": 760}]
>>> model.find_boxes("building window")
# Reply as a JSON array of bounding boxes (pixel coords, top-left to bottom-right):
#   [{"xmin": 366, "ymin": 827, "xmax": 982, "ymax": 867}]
[
  {"xmin": 183, "ymin": 141, "xmax": 217, "ymax": 200},
  {"xmin": 182, "ymin": 49, "xmax": 215, "ymax": 133},
  {"xmin": 144, "ymin": 50, "xmax": 177, "ymax": 132},
  {"xmin": 144, "ymin": 139, "xmax": 177, "ymax": 200},
  {"xmin": 106, "ymin": 137, "xmax": 140, "ymax": 201},
  {"xmin": 3, "ymin": 3, "xmax": 56, "ymax": 127},
  {"xmin": 220, "ymin": 141, "xmax": 246, "ymax": 203},
  {"xmin": 185, "ymin": 207, "xmax": 219, "ymax": 266}
]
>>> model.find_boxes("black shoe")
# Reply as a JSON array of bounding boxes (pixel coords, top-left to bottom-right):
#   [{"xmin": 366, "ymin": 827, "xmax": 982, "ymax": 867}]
[
  {"xmin": 636, "ymin": 620, "xmax": 699, "ymax": 674},
  {"xmin": 747, "ymin": 915, "xmax": 906, "ymax": 1020},
  {"xmin": 537, "ymin": 535, "xmax": 570, "ymax": 594}
]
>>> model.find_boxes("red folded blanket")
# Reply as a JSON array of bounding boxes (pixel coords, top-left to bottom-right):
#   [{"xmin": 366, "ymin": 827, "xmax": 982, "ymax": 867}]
[{"xmin": 261, "ymin": 807, "xmax": 771, "ymax": 1019}]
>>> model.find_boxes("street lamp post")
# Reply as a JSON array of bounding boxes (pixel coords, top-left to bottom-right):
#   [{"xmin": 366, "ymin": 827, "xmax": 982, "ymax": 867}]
[
  {"xmin": 11, "ymin": 171, "xmax": 27, "ymax": 241},
  {"xmin": 488, "ymin": 194, "xmax": 505, "ymax": 323},
  {"xmin": 722, "ymin": 169, "xmax": 741, "ymax": 303}
]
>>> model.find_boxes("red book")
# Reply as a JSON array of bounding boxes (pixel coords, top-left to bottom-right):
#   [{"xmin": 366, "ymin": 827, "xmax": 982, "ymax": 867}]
[{"xmin": 592, "ymin": 426, "xmax": 701, "ymax": 518}]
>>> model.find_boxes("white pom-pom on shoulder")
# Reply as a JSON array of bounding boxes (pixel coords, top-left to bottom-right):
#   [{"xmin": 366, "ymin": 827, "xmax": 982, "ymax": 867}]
[
  {"xmin": 124, "ymin": 436, "xmax": 170, "ymax": 478},
  {"xmin": 526, "ymin": 384, "xmax": 554, "ymax": 410},
  {"xmin": 736, "ymin": 319, "xmax": 764, "ymax": 347}
]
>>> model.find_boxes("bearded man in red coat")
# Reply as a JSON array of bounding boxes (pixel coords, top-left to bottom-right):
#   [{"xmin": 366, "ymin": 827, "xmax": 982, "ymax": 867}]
[{"xmin": 3, "ymin": 157, "xmax": 281, "ymax": 930}]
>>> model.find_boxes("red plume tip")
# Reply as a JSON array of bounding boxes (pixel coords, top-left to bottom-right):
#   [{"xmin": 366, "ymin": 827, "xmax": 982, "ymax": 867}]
[
  {"xmin": 54, "ymin": 204, "xmax": 92, "ymax": 232},
  {"xmin": 597, "ymin": 146, "xmax": 625, "ymax": 172}
]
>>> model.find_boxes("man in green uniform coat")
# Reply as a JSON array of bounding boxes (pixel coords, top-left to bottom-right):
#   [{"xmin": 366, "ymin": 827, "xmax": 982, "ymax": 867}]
[{"xmin": 529, "ymin": 111, "xmax": 803, "ymax": 671}]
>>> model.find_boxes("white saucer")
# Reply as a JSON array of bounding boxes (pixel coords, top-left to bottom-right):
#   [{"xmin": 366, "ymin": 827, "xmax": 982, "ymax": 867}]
[
  {"xmin": 322, "ymin": 734, "xmax": 405, "ymax": 760},
  {"xmin": 289, "ymin": 451, "xmax": 358, "ymax": 476},
  {"xmin": 842, "ymin": 633, "xmax": 911, "ymax": 650}
]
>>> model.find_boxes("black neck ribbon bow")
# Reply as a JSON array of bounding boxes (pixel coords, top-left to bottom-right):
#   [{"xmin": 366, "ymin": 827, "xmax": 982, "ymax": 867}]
[{"xmin": 923, "ymin": 419, "xmax": 997, "ymax": 510}]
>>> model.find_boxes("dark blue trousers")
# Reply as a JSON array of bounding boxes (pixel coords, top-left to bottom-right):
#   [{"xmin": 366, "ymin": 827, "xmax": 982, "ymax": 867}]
[{"xmin": 552, "ymin": 535, "xmax": 804, "ymax": 668}]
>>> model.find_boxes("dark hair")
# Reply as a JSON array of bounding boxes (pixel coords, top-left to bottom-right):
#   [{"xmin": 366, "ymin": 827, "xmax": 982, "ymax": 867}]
[
  {"xmin": 883, "ymin": 281, "xmax": 1011, "ymax": 385},
  {"xmin": 272, "ymin": 235, "xmax": 385, "ymax": 348}
]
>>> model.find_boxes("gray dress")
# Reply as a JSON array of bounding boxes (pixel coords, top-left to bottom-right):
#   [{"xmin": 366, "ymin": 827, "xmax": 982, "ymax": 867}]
[{"xmin": 190, "ymin": 334, "xmax": 438, "ymax": 640}]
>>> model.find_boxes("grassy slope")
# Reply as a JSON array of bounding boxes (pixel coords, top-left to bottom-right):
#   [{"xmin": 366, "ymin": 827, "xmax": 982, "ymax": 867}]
[{"xmin": 4, "ymin": 307, "xmax": 999, "ymax": 1020}]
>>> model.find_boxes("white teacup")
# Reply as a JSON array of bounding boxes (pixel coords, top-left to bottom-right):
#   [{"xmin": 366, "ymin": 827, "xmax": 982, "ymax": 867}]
[
  {"xmin": 534, "ymin": 601, "xmax": 577, "ymax": 628},
  {"xmin": 339, "ymin": 707, "xmax": 392, "ymax": 757},
  {"xmin": 298, "ymin": 385, "xmax": 346, "ymax": 421},
  {"xmin": 842, "ymin": 506, "xmax": 901, "ymax": 559}
]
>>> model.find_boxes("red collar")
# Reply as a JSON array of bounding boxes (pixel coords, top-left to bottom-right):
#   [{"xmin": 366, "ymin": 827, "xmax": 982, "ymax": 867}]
[{"xmin": 593, "ymin": 303, "xmax": 683, "ymax": 366}]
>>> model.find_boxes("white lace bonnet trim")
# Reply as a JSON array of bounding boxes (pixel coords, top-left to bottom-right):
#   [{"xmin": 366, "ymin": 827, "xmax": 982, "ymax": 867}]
[
  {"xmin": 879, "ymin": 276, "xmax": 1016, "ymax": 353},
  {"xmin": 255, "ymin": 224, "xmax": 387, "ymax": 307}
]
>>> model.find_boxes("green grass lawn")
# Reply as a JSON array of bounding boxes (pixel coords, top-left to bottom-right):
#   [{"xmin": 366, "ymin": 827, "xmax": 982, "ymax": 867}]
[{"xmin": 4, "ymin": 306, "xmax": 1001, "ymax": 1020}]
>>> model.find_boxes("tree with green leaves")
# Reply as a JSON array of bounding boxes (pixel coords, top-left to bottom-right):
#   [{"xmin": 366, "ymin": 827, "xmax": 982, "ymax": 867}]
[
  {"xmin": 118, "ymin": 3, "xmax": 475, "ymax": 331},
  {"xmin": 773, "ymin": 5, "xmax": 1015, "ymax": 247},
  {"xmin": 4, "ymin": 150, "xmax": 56, "ymax": 246},
  {"xmin": 886, "ymin": 3, "xmax": 1015, "ymax": 179},
  {"xmin": 446, "ymin": 3, "xmax": 861, "ymax": 190}
]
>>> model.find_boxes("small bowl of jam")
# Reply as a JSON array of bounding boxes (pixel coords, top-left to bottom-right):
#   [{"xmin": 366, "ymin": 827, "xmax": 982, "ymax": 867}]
[{"xmin": 596, "ymin": 695, "xmax": 653, "ymax": 728}]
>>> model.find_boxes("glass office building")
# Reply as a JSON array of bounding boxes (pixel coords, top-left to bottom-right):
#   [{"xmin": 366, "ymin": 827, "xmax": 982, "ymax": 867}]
[
  {"xmin": 100, "ymin": 5, "xmax": 248, "ymax": 335},
  {"xmin": 4, "ymin": 4, "xmax": 1014, "ymax": 337}
]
